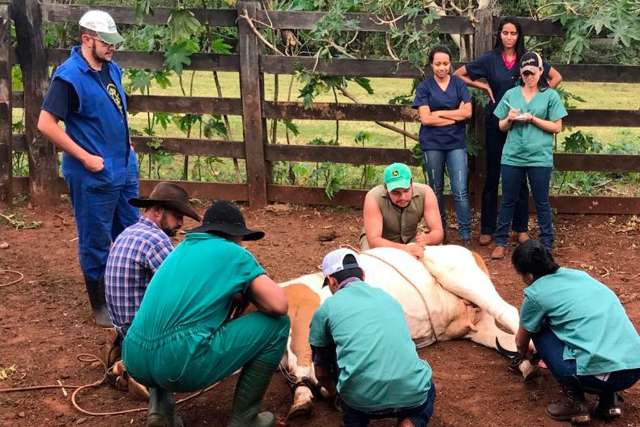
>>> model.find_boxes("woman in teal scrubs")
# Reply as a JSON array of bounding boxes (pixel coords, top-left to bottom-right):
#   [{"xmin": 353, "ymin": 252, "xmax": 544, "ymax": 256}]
[
  {"xmin": 513, "ymin": 240, "xmax": 640, "ymax": 423},
  {"xmin": 491, "ymin": 52, "xmax": 567, "ymax": 259}
]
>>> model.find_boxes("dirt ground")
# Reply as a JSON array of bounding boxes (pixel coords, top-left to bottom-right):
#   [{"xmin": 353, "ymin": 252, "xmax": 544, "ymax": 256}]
[{"xmin": 1, "ymin": 202, "xmax": 639, "ymax": 427}]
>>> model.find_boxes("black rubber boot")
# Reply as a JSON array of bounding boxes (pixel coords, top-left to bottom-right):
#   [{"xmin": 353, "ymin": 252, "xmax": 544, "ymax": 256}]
[
  {"xmin": 146, "ymin": 388, "xmax": 183, "ymax": 427},
  {"xmin": 593, "ymin": 392, "xmax": 623, "ymax": 420},
  {"xmin": 84, "ymin": 278, "xmax": 112, "ymax": 327},
  {"xmin": 227, "ymin": 360, "xmax": 277, "ymax": 427},
  {"xmin": 546, "ymin": 386, "xmax": 590, "ymax": 423}
]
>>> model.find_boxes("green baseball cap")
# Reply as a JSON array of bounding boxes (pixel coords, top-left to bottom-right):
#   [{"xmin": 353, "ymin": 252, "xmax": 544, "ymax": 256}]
[{"xmin": 383, "ymin": 163, "xmax": 412, "ymax": 191}]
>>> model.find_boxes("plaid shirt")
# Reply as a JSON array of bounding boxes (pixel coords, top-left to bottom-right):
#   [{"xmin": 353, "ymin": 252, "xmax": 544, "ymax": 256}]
[{"xmin": 105, "ymin": 216, "xmax": 174, "ymax": 334}]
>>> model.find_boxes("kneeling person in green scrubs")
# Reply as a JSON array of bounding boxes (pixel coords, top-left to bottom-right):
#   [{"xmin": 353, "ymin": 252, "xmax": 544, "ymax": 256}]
[
  {"xmin": 122, "ymin": 201, "xmax": 290, "ymax": 427},
  {"xmin": 514, "ymin": 240, "xmax": 640, "ymax": 423},
  {"xmin": 310, "ymin": 248, "xmax": 435, "ymax": 427}
]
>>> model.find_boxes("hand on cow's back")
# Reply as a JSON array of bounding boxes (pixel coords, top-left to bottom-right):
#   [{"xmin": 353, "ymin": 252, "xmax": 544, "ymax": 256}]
[{"xmin": 405, "ymin": 243, "xmax": 424, "ymax": 259}]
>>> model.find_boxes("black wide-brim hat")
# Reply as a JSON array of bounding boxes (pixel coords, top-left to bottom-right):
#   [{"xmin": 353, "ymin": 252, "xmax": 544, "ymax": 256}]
[
  {"xmin": 188, "ymin": 200, "xmax": 265, "ymax": 241},
  {"xmin": 129, "ymin": 182, "xmax": 201, "ymax": 221}
]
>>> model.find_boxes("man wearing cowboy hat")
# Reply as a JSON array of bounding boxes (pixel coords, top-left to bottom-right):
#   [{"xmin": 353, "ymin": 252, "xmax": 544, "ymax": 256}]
[
  {"xmin": 105, "ymin": 182, "xmax": 200, "ymax": 337},
  {"xmin": 102, "ymin": 182, "xmax": 199, "ymax": 402},
  {"xmin": 122, "ymin": 200, "xmax": 289, "ymax": 427}
]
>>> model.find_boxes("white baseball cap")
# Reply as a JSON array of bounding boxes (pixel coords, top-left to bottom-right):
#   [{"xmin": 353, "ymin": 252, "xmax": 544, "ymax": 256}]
[
  {"xmin": 79, "ymin": 10, "xmax": 124, "ymax": 45},
  {"xmin": 321, "ymin": 248, "xmax": 361, "ymax": 279}
]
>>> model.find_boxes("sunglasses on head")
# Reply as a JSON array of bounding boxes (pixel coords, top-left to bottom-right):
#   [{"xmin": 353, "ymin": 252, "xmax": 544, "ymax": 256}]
[{"xmin": 521, "ymin": 70, "xmax": 535, "ymax": 77}]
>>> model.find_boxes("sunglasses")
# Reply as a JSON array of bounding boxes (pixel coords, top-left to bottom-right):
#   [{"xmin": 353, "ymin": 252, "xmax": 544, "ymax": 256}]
[
  {"xmin": 521, "ymin": 70, "xmax": 535, "ymax": 77},
  {"xmin": 90, "ymin": 36, "xmax": 121, "ymax": 49}
]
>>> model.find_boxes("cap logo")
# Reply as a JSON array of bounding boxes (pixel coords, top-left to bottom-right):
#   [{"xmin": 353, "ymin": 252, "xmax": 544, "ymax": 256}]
[{"xmin": 392, "ymin": 170, "xmax": 399, "ymax": 177}]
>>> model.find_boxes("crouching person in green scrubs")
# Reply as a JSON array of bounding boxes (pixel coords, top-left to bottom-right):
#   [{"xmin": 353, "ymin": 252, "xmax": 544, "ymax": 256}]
[
  {"xmin": 514, "ymin": 240, "xmax": 640, "ymax": 423},
  {"xmin": 122, "ymin": 201, "xmax": 290, "ymax": 427},
  {"xmin": 310, "ymin": 248, "xmax": 435, "ymax": 427}
]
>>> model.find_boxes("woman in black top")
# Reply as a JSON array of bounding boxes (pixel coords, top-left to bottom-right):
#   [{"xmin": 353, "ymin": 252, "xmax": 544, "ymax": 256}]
[{"xmin": 455, "ymin": 18, "xmax": 562, "ymax": 246}]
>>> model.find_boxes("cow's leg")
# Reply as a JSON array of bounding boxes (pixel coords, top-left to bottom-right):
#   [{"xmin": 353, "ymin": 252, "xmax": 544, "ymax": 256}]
[
  {"xmin": 283, "ymin": 284, "xmax": 321, "ymax": 419},
  {"xmin": 465, "ymin": 310, "xmax": 537, "ymax": 380}
]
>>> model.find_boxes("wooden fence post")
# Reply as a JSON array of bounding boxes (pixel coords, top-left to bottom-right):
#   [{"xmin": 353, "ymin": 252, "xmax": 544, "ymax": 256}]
[
  {"xmin": 0, "ymin": 3, "xmax": 11, "ymax": 202},
  {"xmin": 237, "ymin": 0, "xmax": 268, "ymax": 207},
  {"xmin": 11, "ymin": 0, "xmax": 59, "ymax": 205},
  {"xmin": 470, "ymin": 9, "xmax": 493, "ymax": 211}
]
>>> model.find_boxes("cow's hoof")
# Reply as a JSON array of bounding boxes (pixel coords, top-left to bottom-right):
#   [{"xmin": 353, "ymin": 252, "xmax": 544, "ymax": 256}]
[
  {"xmin": 520, "ymin": 360, "xmax": 540, "ymax": 381},
  {"xmin": 288, "ymin": 386, "xmax": 314, "ymax": 420},
  {"xmin": 287, "ymin": 400, "xmax": 313, "ymax": 420}
]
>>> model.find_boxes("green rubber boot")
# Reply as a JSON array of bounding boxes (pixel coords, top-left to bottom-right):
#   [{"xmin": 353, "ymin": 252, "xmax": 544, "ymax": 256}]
[
  {"xmin": 227, "ymin": 360, "xmax": 278, "ymax": 427},
  {"xmin": 146, "ymin": 388, "xmax": 183, "ymax": 427}
]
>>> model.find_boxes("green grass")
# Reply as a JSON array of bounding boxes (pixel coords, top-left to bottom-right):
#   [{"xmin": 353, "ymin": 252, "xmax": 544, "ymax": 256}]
[{"xmin": 11, "ymin": 72, "xmax": 640, "ymax": 194}]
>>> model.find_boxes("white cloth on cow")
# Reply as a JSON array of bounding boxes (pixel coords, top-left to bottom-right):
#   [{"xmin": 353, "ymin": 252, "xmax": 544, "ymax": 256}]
[{"xmin": 422, "ymin": 245, "xmax": 520, "ymax": 334}]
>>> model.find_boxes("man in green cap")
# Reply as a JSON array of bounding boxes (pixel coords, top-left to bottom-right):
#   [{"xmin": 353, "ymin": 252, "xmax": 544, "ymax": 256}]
[{"xmin": 361, "ymin": 162, "xmax": 444, "ymax": 258}]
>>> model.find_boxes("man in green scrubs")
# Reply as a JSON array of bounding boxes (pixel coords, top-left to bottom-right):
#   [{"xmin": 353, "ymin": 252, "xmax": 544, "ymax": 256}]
[
  {"xmin": 514, "ymin": 240, "xmax": 640, "ymax": 423},
  {"xmin": 123, "ymin": 201, "xmax": 289, "ymax": 427},
  {"xmin": 310, "ymin": 248, "xmax": 435, "ymax": 427}
]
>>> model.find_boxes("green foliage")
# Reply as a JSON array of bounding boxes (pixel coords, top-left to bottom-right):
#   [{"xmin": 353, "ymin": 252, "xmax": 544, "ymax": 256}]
[
  {"xmin": 562, "ymin": 131, "xmax": 603, "ymax": 153},
  {"xmin": 540, "ymin": 0, "xmax": 640, "ymax": 63},
  {"xmin": 555, "ymin": 86, "xmax": 586, "ymax": 110},
  {"xmin": 164, "ymin": 40, "xmax": 199, "ymax": 75}
]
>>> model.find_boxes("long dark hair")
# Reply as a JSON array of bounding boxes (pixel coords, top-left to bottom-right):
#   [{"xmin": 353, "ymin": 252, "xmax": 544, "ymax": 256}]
[
  {"xmin": 511, "ymin": 240, "xmax": 559, "ymax": 281},
  {"xmin": 494, "ymin": 17, "xmax": 525, "ymax": 60}
]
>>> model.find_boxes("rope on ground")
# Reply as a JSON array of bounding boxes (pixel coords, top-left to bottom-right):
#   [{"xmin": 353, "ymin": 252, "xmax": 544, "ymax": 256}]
[
  {"xmin": 0, "ymin": 269, "xmax": 24, "ymax": 288},
  {"xmin": 0, "ymin": 353, "xmax": 221, "ymax": 417}
]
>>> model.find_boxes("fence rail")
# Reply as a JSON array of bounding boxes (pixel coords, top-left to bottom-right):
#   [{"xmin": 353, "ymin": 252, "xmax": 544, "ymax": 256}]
[{"xmin": 2, "ymin": 1, "xmax": 639, "ymax": 213}]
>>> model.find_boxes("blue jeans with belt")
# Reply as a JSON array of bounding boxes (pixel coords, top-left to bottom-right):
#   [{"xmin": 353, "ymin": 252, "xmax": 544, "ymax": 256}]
[
  {"xmin": 533, "ymin": 326, "xmax": 640, "ymax": 406},
  {"xmin": 423, "ymin": 149, "xmax": 471, "ymax": 240}
]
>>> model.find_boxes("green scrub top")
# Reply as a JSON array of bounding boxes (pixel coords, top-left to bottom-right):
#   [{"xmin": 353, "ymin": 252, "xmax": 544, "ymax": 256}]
[
  {"xmin": 310, "ymin": 281, "xmax": 432, "ymax": 412},
  {"xmin": 520, "ymin": 267, "xmax": 640, "ymax": 375},
  {"xmin": 494, "ymin": 86, "xmax": 567, "ymax": 167}
]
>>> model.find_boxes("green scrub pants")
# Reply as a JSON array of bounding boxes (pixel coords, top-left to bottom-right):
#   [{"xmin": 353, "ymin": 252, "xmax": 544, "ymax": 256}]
[{"xmin": 123, "ymin": 312, "xmax": 290, "ymax": 392}]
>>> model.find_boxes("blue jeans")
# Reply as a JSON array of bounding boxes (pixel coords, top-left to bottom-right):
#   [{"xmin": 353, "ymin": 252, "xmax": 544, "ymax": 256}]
[
  {"xmin": 423, "ymin": 149, "xmax": 471, "ymax": 240},
  {"xmin": 342, "ymin": 383, "xmax": 436, "ymax": 427},
  {"xmin": 495, "ymin": 165, "xmax": 553, "ymax": 248},
  {"xmin": 533, "ymin": 326, "xmax": 640, "ymax": 406},
  {"xmin": 64, "ymin": 158, "xmax": 139, "ymax": 282},
  {"xmin": 481, "ymin": 117, "xmax": 529, "ymax": 235}
]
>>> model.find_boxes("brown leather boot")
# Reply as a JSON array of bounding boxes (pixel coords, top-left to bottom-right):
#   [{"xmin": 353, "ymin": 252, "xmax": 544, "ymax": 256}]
[
  {"xmin": 478, "ymin": 234, "xmax": 492, "ymax": 246},
  {"xmin": 490, "ymin": 245, "xmax": 506, "ymax": 259},
  {"xmin": 546, "ymin": 388, "xmax": 590, "ymax": 423}
]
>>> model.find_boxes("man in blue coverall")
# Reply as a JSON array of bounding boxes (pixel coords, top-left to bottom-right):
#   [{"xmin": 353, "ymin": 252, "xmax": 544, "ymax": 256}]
[{"xmin": 38, "ymin": 10, "xmax": 138, "ymax": 326}]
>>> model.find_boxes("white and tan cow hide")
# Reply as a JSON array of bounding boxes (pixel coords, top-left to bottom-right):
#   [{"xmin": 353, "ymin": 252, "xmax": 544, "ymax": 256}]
[{"xmin": 279, "ymin": 245, "xmax": 533, "ymax": 418}]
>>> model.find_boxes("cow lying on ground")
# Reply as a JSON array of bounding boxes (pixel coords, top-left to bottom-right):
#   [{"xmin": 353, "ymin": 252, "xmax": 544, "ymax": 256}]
[{"xmin": 279, "ymin": 245, "xmax": 535, "ymax": 418}]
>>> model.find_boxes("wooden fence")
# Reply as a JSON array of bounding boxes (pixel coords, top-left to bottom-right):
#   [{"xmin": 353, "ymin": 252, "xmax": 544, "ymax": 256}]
[{"xmin": 2, "ymin": 1, "xmax": 640, "ymax": 213}]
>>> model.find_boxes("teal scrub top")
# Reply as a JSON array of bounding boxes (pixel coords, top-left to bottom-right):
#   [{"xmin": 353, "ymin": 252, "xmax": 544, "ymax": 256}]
[
  {"xmin": 127, "ymin": 233, "xmax": 266, "ymax": 340},
  {"xmin": 520, "ymin": 267, "xmax": 640, "ymax": 375},
  {"xmin": 310, "ymin": 281, "xmax": 432, "ymax": 412},
  {"xmin": 494, "ymin": 86, "xmax": 567, "ymax": 167}
]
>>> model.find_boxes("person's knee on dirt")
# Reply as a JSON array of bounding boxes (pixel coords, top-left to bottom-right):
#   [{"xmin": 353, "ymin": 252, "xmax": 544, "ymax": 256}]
[
  {"xmin": 310, "ymin": 249, "xmax": 436, "ymax": 427},
  {"xmin": 37, "ymin": 10, "xmax": 139, "ymax": 327},
  {"xmin": 360, "ymin": 163, "xmax": 444, "ymax": 260},
  {"xmin": 122, "ymin": 201, "xmax": 289, "ymax": 427},
  {"xmin": 512, "ymin": 240, "xmax": 640, "ymax": 423}
]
